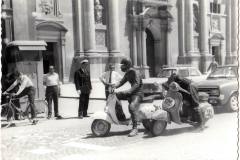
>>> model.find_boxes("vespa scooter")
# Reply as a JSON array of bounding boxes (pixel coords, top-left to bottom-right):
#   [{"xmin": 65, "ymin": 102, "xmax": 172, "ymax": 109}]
[{"xmin": 143, "ymin": 82, "xmax": 214, "ymax": 136}]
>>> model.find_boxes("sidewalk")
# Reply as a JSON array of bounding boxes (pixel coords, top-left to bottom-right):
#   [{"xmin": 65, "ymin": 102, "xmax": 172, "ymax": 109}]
[{"xmin": 58, "ymin": 82, "xmax": 131, "ymax": 118}]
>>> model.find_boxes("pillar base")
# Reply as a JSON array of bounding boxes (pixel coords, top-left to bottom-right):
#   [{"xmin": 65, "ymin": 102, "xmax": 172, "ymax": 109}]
[
  {"xmin": 185, "ymin": 53, "xmax": 201, "ymax": 69},
  {"xmin": 225, "ymin": 55, "xmax": 233, "ymax": 65},
  {"xmin": 133, "ymin": 65, "xmax": 150, "ymax": 79},
  {"xmin": 177, "ymin": 56, "xmax": 186, "ymax": 64}
]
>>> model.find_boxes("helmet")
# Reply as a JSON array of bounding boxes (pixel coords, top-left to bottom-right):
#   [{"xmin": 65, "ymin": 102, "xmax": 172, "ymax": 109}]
[{"xmin": 120, "ymin": 58, "xmax": 132, "ymax": 68}]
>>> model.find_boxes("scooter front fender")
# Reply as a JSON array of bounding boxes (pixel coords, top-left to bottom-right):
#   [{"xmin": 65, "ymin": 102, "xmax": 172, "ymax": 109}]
[{"xmin": 91, "ymin": 111, "xmax": 113, "ymax": 124}]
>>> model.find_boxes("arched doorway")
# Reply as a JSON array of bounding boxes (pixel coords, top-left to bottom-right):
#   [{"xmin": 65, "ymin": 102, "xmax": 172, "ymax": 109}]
[
  {"xmin": 36, "ymin": 21, "xmax": 68, "ymax": 81},
  {"xmin": 209, "ymin": 33, "xmax": 224, "ymax": 65},
  {"xmin": 146, "ymin": 28, "xmax": 155, "ymax": 77}
]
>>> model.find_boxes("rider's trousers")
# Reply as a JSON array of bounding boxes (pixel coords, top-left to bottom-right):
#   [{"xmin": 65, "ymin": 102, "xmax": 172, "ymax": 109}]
[{"xmin": 116, "ymin": 93, "xmax": 142, "ymax": 129}]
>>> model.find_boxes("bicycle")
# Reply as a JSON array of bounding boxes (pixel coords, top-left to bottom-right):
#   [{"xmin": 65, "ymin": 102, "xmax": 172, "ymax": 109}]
[{"xmin": 1, "ymin": 94, "xmax": 48, "ymax": 128}]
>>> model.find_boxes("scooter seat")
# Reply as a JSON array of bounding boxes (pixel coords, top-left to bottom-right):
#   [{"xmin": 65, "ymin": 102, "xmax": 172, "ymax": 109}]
[{"xmin": 142, "ymin": 95, "xmax": 161, "ymax": 103}]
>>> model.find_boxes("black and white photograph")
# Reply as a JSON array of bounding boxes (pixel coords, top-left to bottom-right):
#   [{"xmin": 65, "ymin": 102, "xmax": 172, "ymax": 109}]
[{"xmin": 1, "ymin": 0, "xmax": 239, "ymax": 160}]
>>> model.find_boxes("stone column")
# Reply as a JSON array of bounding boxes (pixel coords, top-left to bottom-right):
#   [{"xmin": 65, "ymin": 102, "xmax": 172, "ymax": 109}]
[
  {"xmin": 83, "ymin": 0, "xmax": 96, "ymax": 54},
  {"xmin": 231, "ymin": 0, "xmax": 237, "ymax": 64},
  {"xmin": 177, "ymin": 0, "xmax": 185, "ymax": 64},
  {"xmin": 72, "ymin": 0, "xmax": 84, "ymax": 57},
  {"xmin": 199, "ymin": 0, "xmax": 209, "ymax": 54},
  {"xmin": 108, "ymin": 0, "xmax": 120, "ymax": 54},
  {"xmin": 199, "ymin": 0, "xmax": 211, "ymax": 73},
  {"xmin": 185, "ymin": 0, "xmax": 194, "ymax": 54},
  {"xmin": 132, "ymin": 28, "xmax": 138, "ymax": 67},
  {"xmin": 225, "ymin": 0, "xmax": 232, "ymax": 64}
]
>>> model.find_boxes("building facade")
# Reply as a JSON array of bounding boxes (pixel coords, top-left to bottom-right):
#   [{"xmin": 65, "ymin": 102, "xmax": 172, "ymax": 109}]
[{"xmin": 1, "ymin": 0, "xmax": 238, "ymax": 83}]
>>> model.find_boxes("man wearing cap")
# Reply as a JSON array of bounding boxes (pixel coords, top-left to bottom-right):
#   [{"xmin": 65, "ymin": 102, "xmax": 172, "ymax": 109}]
[
  {"xmin": 74, "ymin": 59, "xmax": 92, "ymax": 118},
  {"xmin": 99, "ymin": 64, "xmax": 122, "ymax": 99},
  {"xmin": 113, "ymin": 58, "xmax": 143, "ymax": 137},
  {"xmin": 3, "ymin": 71, "xmax": 38, "ymax": 125},
  {"xmin": 43, "ymin": 65, "xmax": 62, "ymax": 119}
]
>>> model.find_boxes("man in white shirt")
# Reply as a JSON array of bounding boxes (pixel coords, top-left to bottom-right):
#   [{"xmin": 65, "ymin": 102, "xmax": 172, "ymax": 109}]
[
  {"xmin": 3, "ymin": 71, "xmax": 38, "ymax": 125},
  {"xmin": 43, "ymin": 66, "xmax": 62, "ymax": 119},
  {"xmin": 99, "ymin": 64, "xmax": 122, "ymax": 99}
]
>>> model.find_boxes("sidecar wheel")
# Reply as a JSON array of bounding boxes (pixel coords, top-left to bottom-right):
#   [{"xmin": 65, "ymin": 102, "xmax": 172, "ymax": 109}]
[
  {"xmin": 91, "ymin": 119, "xmax": 111, "ymax": 137},
  {"xmin": 142, "ymin": 119, "xmax": 151, "ymax": 131},
  {"xmin": 150, "ymin": 120, "xmax": 167, "ymax": 137}
]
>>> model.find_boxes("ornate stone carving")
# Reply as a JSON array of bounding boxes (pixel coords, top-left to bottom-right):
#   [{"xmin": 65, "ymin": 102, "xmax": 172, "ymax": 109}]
[
  {"xmin": 37, "ymin": 0, "xmax": 62, "ymax": 17},
  {"xmin": 94, "ymin": 0, "xmax": 104, "ymax": 24},
  {"xmin": 211, "ymin": 19, "xmax": 219, "ymax": 31},
  {"xmin": 39, "ymin": 0, "xmax": 53, "ymax": 15},
  {"xmin": 193, "ymin": 4, "xmax": 199, "ymax": 33}
]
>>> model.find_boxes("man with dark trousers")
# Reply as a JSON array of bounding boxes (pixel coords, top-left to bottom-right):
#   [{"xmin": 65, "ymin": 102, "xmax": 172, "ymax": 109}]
[
  {"xmin": 113, "ymin": 58, "xmax": 143, "ymax": 137},
  {"xmin": 74, "ymin": 59, "xmax": 92, "ymax": 119}
]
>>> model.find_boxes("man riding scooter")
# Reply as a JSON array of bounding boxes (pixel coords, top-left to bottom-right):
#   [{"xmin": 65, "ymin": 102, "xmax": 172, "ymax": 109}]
[
  {"xmin": 162, "ymin": 73, "xmax": 203, "ymax": 125},
  {"xmin": 112, "ymin": 58, "xmax": 143, "ymax": 137}
]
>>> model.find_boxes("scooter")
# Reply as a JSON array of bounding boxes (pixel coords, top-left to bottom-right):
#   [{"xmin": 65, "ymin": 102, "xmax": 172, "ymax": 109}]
[
  {"xmin": 91, "ymin": 83, "xmax": 214, "ymax": 137},
  {"xmin": 91, "ymin": 90, "xmax": 165, "ymax": 137},
  {"xmin": 142, "ymin": 82, "xmax": 214, "ymax": 136}
]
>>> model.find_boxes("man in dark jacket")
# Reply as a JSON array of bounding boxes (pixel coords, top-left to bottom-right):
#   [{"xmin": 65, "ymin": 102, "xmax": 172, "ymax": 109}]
[
  {"xmin": 113, "ymin": 58, "xmax": 143, "ymax": 137},
  {"xmin": 74, "ymin": 59, "xmax": 92, "ymax": 118},
  {"xmin": 162, "ymin": 73, "xmax": 201, "ymax": 123}
]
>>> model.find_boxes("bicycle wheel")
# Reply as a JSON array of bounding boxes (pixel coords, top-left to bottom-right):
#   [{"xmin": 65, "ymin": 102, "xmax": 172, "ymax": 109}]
[
  {"xmin": 26, "ymin": 100, "xmax": 48, "ymax": 119},
  {"xmin": 1, "ymin": 104, "xmax": 15, "ymax": 128}
]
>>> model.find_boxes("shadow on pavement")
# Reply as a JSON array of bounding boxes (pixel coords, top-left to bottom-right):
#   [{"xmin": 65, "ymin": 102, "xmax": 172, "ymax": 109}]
[
  {"xmin": 82, "ymin": 128, "xmax": 146, "ymax": 139},
  {"xmin": 142, "ymin": 126, "xmax": 197, "ymax": 138}
]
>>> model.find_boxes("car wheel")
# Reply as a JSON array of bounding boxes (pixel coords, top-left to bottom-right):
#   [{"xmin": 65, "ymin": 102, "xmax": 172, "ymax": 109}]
[
  {"xmin": 91, "ymin": 119, "xmax": 111, "ymax": 137},
  {"xmin": 227, "ymin": 94, "xmax": 238, "ymax": 112},
  {"xmin": 149, "ymin": 120, "xmax": 167, "ymax": 137}
]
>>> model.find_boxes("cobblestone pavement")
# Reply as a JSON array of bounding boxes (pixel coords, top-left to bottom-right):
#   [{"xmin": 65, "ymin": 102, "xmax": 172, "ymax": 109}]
[{"xmin": 1, "ymin": 98, "xmax": 239, "ymax": 160}]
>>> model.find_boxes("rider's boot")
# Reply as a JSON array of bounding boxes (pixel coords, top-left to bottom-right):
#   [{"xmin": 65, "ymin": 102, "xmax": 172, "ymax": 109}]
[{"xmin": 128, "ymin": 128, "xmax": 138, "ymax": 137}]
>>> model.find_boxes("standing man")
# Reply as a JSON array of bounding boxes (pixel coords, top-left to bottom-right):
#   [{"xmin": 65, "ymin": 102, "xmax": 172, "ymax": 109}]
[
  {"xmin": 43, "ymin": 65, "xmax": 62, "ymax": 119},
  {"xmin": 113, "ymin": 58, "xmax": 143, "ymax": 137},
  {"xmin": 74, "ymin": 59, "xmax": 92, "ymax": 119},
  {"xmin": 207, "ymin": 56, "xmax": 218, "ymax": 74},
  {"xmin": 3, "ymin": 71, "xmax": 38, "ymax": 125},
  {"xmin": 99, "ymin": 64, "xmax": 122, "ymax": 99}
]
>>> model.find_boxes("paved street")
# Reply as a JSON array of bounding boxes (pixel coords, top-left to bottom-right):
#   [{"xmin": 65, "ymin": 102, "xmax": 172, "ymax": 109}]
[{"xmin": 1, "ymin": 98, "xmax": 239, "ymax": 160}]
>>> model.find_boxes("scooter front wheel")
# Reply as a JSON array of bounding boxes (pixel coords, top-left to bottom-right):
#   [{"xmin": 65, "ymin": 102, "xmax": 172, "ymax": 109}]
[
  {"xmin": 91, "ymin": 119, "xmax": 111, "ymax": 137},
  {"xmin": 150, "ymin": 120, "xmax": 167, "ymax": 137}
]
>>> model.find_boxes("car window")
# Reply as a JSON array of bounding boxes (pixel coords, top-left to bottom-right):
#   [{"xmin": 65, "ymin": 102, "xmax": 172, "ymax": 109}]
[
  {"xmin": 178, "ymin": 69, "xmax": 189, "ymax": 77},
  {"xmin": 158, "ymin": 69, "xmax": 177, "ymax": 78},
  {"xmin": 208, "ymin": 67, "xmax": 237, "ymax": 78},
  {"xmin": 189, "ymin": 68, "xmax": 201, "ymax": 76}
]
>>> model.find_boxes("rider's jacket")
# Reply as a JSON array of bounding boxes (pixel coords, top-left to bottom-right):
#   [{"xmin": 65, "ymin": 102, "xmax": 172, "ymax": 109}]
[{"xmin": 116, "ymin": 68, "xmax": 143, "ymax": 96}]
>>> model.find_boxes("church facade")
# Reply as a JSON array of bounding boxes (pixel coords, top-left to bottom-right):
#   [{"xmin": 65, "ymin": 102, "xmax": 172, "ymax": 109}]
[{"xmin": 2, "ymin": 0, "xmax": 238, "ymax": 83}]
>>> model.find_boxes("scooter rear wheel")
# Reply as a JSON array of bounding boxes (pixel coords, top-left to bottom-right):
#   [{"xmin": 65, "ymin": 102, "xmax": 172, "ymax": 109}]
[
  {"xmin": 142, "ymin": 119, "xmax": 151, "ymax": 131},
  {"xmin": 150, "ymin": 120, "xmax": 167, "ymax": 137},
  {"xmin": 91, "ymin": 119, "xmax": 111, "ymax": 137}
]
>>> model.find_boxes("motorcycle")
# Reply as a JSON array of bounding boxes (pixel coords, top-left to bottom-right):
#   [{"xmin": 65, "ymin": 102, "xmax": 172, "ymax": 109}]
[{"xmin": 91, "ymin": 83, "xmax": 214, "ymax": 137}]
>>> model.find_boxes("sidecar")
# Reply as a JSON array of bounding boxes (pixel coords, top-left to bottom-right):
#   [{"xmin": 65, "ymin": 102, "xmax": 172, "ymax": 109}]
[{"xmin": 138, "ymin": 92, "xmax": 214, "ymax": 136}]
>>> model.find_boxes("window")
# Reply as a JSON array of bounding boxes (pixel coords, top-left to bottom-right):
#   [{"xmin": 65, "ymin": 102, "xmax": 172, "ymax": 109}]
[
  {"xmin": 189, "ymin": 69, "xmax": 201, "ymax": 76},
  {"xmin": 178, "ymin": 69, "xmax": 189, "ymax": 77},
  {"xmin": 210, "ymin": 1, "xmax": 221, "ymax": 14}
]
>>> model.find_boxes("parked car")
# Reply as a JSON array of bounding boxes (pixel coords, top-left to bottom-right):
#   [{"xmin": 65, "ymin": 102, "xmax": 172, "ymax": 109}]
[
  {"xmin": 157, "ymin": 65, "xmax": 207, "ymax": 82},
  {"xmin": 195, "ymin": 65, "xmax": 238, "ymax": 112},
  {"xmin": 142, "ymin": 66, "xmax": 207, "ymax": 97}
]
